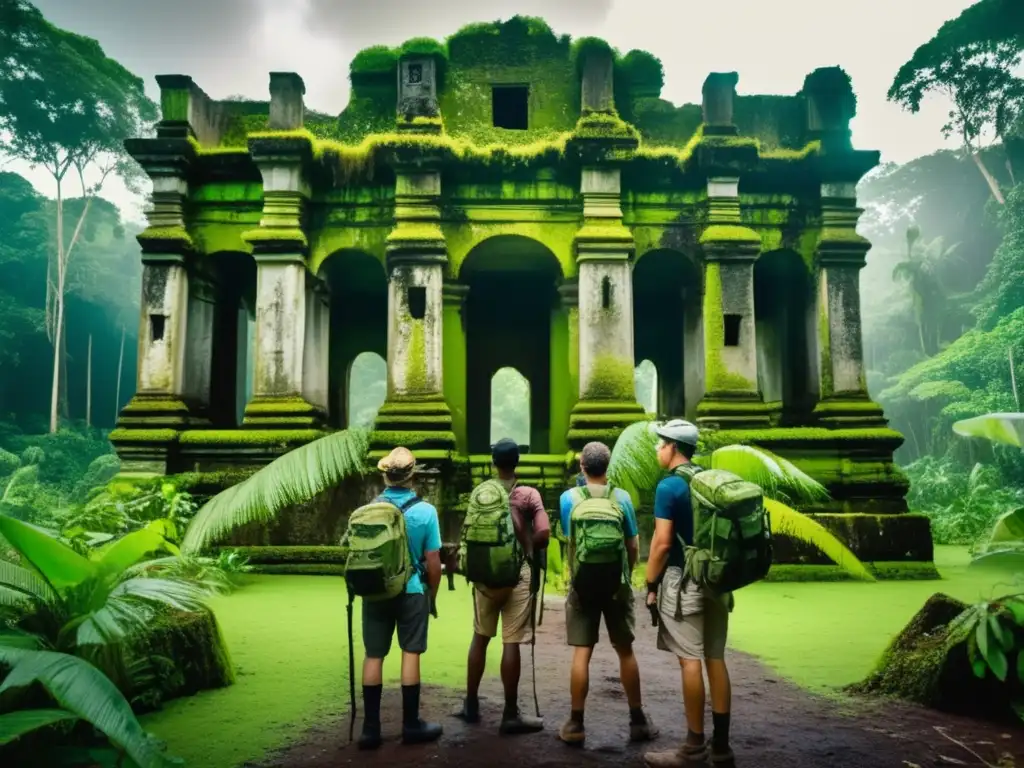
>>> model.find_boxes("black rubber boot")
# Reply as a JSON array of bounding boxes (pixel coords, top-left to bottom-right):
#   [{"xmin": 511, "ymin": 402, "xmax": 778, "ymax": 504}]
[
  {"xmin": 402, "ymin": 719, "xmax": 443, "ymax": 744},
  {"xmin": 357, "ymin": 722, "xmax": 382, "ymax": 750}
]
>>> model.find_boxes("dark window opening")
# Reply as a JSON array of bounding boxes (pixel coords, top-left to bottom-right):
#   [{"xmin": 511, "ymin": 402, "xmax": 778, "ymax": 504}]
[
  {"xmin": 724, "ymin": 314, "xmax": 742, "ymax": 347},
  {"xmin": 407, "ymin": 63, "xmax": 422, "ymax": 84},
  {"xmin": 150, "ymin": 314, "xmax": 167, "ymax": 342},
  {"xmin": 407, "ymin": 286, "xmax": 427, "ymax": 320},
  {"xmin": 492, "ymin": 85, "xmax": 529, "ymax": 130},
  {"xmin": 601, "ymin": 276, "xmax": 612, "ymax": 310}
]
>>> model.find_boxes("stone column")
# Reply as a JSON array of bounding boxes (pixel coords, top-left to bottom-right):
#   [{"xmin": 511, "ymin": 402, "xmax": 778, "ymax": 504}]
[
  {"xmin": 549, "ymin": 280, "xmax": 578, "ymax": 454},
  {"xmin": 696, "ymin": 177, "xmax": 769, "ymax": 428},
  {"xmin": 302, "ymin": 277, "xmax": 330, "ymax": 415},
  {"xmin": 372, "ymin": 169, "xmax": 455, "ymax": 453},
  {"xmin": 813, "ymin": 182, "xmax": 886, "ymax": 427},
  {"xmin": 702, "ymin": 72, "xmax": 739, "ymax": 136},
  {"xmin": 242, "ymin": 124, "xmax": 325, "ymax": 430},
  {"xmin": 442, "ymin": 281, "xmax": 469, "ymax": 453},
  {"xmin": 568, "ymin": 167, "xmax": 646, "ymax": 450}
]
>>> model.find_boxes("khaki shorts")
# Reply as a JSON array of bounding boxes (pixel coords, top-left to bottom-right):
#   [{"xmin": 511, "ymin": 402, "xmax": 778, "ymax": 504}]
[
  {"xmin": 473, "ymin": 563, "xmax": 536, "ymax": 644},
  {"xmin": 565, "ymin": 584, "xmax": 636, "ymax": 648},
  {"xmin": 656, "ymin": 566, "xmax": 730, "ymax": 660}
]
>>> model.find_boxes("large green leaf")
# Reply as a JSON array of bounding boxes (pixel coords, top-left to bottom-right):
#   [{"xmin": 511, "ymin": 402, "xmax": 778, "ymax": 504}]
[
  {"xmin": 92, "ymin": 529, "xmax": 177, "ymax": 578},
  {"xmin": 181, "ymin": 428, "xmax": 370, "ymax": 554},
  {"xmin": 607, "ymin": 421, "xmax": 661, "ymax": 503},
  {"xmin": 952, "ymin": 412, "xmax": 1024, "ymax": 448},
  {"xmin": 710, "ymin": 445, "xmax": 830, "ymax": 505},
  {"xmin": 765, "ymin": 498, "xmax": 875, "ymax": 581},
  {"xmin": 0, "ymin": 516, "xmax": 95, "ymax": 593},
  {"xmin": 0, "ymin": 559, "xmax": 57, "ymax": 606},
  {"xmin": 0, "ymin": 648, "xmax": 179, "ymax": 767},
  {"xmin": 989, "ymin": 507, "xmax": 1024, "ymax": 545},
  {"xmin": 0, "ymin": 708, "xmax": 79, "ymax": 746}
]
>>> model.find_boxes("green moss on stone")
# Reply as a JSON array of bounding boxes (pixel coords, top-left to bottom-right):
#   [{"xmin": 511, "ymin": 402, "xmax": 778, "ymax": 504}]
[
  {"xmin": 109, "ymin": 429, "xmax": 178, "ymax": 443},
  {"xmin": 138, "ymin": 226, "xmax": 193, "ymax": 248},
  {"xmin": 387, "ymin": 223, "xmax": 445, "ymax": 243},
  {"xmin": 243, "ymin": 397, "xmax": 319, "ymax": 415},
  {"xmin": 178, "ymin": 430, "xmax": 323, "ymax": 446},
  {"xmin": 700, "ymin": 224, "xmax": 760, "ymax": 245},
  {"xmin": 351, "ymin": 45, "xmax": 399, "ymax": 77},
  {"xmin": 405, "ymin": 321, "xmax": 428, "ymax": 392},
  {"xmin": 240, "ymin": 228, "xmax": 308, "ymax": 247},
  {"xmin": 583, "ymin": 355, "xmax": 636, "ymax": 400},
  {"xmin": 700, "ymin": 426, "xmax": 905, "ymax": 450},
  {"xmin": 702, "ymin": 263, "xmax": 756, "ymax": 392}
]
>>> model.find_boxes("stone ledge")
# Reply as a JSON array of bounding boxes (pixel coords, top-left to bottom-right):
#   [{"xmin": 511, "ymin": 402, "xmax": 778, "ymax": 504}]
[{"xmin": 771, "ymin": 512, "xmax": 933, "ymax": 564}]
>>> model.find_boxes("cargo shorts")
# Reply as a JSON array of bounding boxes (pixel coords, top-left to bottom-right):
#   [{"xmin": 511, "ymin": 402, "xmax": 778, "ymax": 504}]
[
  {"xmin": 565, "ymin": 583, "xmax": 636, "ymax": 648},
  {"xmin": 472, "ymin": 562, "xmax": 536, "ymax": 644},
  {"xmin": 656, "ymin": 566, "xmax": 730, "ymax": 660}
]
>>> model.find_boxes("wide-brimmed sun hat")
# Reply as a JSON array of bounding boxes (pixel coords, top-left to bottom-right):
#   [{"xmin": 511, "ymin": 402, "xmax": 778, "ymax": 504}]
[{"xmin": 377, "ymin": 447, "xmax": 421, "ymax": 485}]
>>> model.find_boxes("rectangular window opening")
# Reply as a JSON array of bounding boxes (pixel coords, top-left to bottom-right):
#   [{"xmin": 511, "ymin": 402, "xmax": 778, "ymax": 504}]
[
  {"xmin": 492, "ymin": 85, "xmax": 529, "ymax": 130},
  {"xmin": 150, "ymin": 314, "xmax": 167, "ymax": 342},
  {"xmin": 723, "ymin": 314, "xmax": 742, "ymax": 347},
  {"xmin": 407, "ymin": 286, "xmax": 427, "ymax": 320},
  {"xmin": 601, "ymin": 276, "xmax": 612, "ymax": 310}
]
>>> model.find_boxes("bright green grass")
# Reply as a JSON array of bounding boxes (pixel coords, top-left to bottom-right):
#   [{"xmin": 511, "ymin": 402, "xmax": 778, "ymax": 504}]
[
  {"xmin": 141, "ymin": 579, "xmax": 499, "ymax": 768},
  {"xmin": 726, "ymin": 546, "xmax": 1022, "ymax": 693}
]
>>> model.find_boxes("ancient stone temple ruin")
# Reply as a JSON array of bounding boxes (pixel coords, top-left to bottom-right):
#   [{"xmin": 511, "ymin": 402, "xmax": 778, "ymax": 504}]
[{"xmin": 111, "ymin": 18, "xmax": 931, "ymax": 569}]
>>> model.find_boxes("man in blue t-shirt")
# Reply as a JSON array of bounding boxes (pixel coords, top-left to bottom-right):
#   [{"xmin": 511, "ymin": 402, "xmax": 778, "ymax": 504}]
[
  {"xmin": 555, "ymin": 442, "xmax": 658, "ymax": 747},
  {"xmin": 358, "ymin": 447, "xmax": 443, "ymax": 750},
  {"xmin": 643, "ymin": 420, "xmax": 734, "ymax": 768}
]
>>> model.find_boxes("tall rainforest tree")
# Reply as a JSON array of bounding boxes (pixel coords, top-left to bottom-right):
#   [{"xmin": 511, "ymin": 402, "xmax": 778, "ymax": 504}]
[
  {"xmin": 0, "ymin": 0, "xmax": 156, "ymax": 433},
  {"xmin": 891, "ymin": 226, "xmax": 963, "ymax": 356},
  {"xmin": 888, "ymin": 0, "xmax": 1024, "ymax": 205}
]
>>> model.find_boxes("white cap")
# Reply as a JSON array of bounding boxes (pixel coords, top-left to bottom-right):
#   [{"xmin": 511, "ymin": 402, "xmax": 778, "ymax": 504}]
[{"xmin": 653, "ymin": 419, "xmax": 699, "ymax": 447}]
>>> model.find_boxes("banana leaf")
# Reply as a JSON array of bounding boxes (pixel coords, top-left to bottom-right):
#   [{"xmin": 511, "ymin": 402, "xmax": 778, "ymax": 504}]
[
  {"xmin": 181, "ymin": 428, "xmax": 370, "ymax": 555},
  {"xmin": 952, "ymin": 412, "xmax": 1024, "ymax": 448},
  {"xmin": 0, "ymin": 516, "xmax": 95, "ymax": 593},
  {"xmin": 0, "ymin": 647, "xmax": 180, "ymax": 767},
  {"xmin": 709, "ymin": 445, "xmax": 830, "ymax": 505},
  {"xmin": 0, "ymin": 708, "xmax": 78, "ymax": 746},
  {"xmin": 765, "ymin": 498, "xmax": 875, "ymax": 581}
]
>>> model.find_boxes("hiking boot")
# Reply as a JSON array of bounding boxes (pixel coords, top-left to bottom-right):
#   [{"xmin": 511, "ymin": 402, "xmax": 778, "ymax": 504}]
[
  {"xmin": 557, "ymin": 716, "xmax": 585, "ymax": 745},
  {"xmin": 452, "ymin": 698, "xmax": 480, "ymax": 724},
  {"xmin": 629, "ymin": 708, "xmax": 659, "ymax": 742},
  {"xmin": 357, "ymin": 723, "xmax": 382, "ymax": 750},
  {"xmin": 710, "ymin": 744, "xmax": 735, "ymax": 766},
  {"xmin": 643, "ymin": 741, "xmax": 710, "ymax": 767},
  {"xmin": 402, "ymin": 719, "xmax": 443, "ymax": 745},
  {"xmin": 499, "ymin": 709, "xmax": 544, "ymax": 735}
]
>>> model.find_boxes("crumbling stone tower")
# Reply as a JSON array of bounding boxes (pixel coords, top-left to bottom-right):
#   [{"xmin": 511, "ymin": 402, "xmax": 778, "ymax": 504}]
[{"xmin": 111, "ymin": 17, "xmax": 930, "ymax": 569}]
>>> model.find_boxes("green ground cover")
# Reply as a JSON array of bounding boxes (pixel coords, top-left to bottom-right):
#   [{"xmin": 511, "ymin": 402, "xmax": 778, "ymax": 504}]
[{"xmin": 142, "ymin": 546, "xmax": 1018, "ymax": 767}]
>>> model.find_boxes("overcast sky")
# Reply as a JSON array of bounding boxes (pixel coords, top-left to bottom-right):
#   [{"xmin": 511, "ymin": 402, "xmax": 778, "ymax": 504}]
[{"xmin": 11, "ymin": 0, "xmax": 975, "ymax": 222}]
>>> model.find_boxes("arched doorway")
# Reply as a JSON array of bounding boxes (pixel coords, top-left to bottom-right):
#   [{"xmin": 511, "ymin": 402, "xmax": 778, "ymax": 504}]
[
  {"xmin": 754, "ymin": 249, "xmax": 814, "ymax": 424},
  {"xmin": 319, "ymin": 250, "xmax": 387, "ymax": 428},
  {"xmin": 460, "ymin": 235, "xmax": 563, "ymax": 453},
  {"xmin": 348, "ymin": 351, "xmax": 386, "ymax": 429},
  {"xmin": 490, "ymin": 367, "xmax": 530, "ymax": 447},
  {"xmin": 633, "ymin": 249, "xmax": 703, "ymax": 420},
  {"xmin": 209, "ymin": 252, "xmax": 256, "ymax": 427},
  {"xmin": 634, "ymin": 359, "xmax": 658, "ymax": 415}
]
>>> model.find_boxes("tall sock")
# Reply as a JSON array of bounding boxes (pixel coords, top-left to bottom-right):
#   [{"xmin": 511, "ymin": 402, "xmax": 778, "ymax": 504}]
[
  {"xmin": 363, "ymin": 685, "xmax": 382, "ymax": 727},
  {"xmin": 503, "ymin": 694, "xmax": 518, "ymax": 718},
  {"xmin": 712, "ymin": 711, "xmax": 731, "ymax": 749},
  {"xmin": 402, "ymin": 684, "xmax": 421, "ymax": 727},
  {"xmin": 570, "ymin": 709, "xmax": 584, "ymax": 725},
  {"xmin": 629, "ymin": 706, "xmax": 646, "ymax": 725}
]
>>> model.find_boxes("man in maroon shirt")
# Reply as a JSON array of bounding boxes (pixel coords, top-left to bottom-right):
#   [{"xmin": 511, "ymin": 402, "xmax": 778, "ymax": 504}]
[{"xmin": 454, "ymin": 438, "xmax": 551, "ymax": 734}]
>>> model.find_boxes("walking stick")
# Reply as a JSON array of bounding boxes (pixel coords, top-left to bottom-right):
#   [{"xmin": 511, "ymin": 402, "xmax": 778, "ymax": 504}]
[
  {"xmin": 347, "ymin": 594, "xmax": 357, "ymax": 743},
  {"xmin": 530, "ymin": 551, "xmax": 543, "ymax": 718}
]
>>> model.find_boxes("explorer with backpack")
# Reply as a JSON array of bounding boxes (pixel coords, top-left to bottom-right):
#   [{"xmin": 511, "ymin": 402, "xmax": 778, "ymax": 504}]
[
  {"xmin": 556, "ymin": 441, "xmax": 659, "ymax": 747},
  {"xmin": 453, "ymin": 438, "xmax": 551, "ymax": 735},
  {"xmin": 341, "ymin": 447, "xmax": 444, "ymax": 750},
  {"xmin": 643, "ymin": 419, "xmax": 772, "ymax": 768}
]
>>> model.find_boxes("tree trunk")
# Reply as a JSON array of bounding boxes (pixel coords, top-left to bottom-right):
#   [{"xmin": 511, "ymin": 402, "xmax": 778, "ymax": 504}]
[
  {"xmin": 971, "ymin": 151, "xmax": 1006, "ymax": 205},
  {"xmin": 48, "ymin": 180, "xmax": 64, "ymax": 434},
  {"xmin": 115, "ymin": 323, "xmax": 126, "ymax": 424},
  {"xmin": 86, "ymin": 333, "xmax": 92, "ymax": 428}
]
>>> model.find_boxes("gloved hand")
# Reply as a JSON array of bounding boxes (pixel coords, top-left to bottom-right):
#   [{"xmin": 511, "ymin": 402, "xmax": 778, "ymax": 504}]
[
  {"xmin": 430, "ymin": 594, "xmax": 439, "ymax": 619},
  {"xmin": 646, "ymin": 583, "xmax": 659, "ymax": 627}
]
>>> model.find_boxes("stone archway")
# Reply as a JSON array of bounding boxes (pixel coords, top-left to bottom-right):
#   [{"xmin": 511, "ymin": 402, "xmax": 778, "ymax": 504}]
[
  {"xmin": 633, "ymin": 248, "xmax": 704, "ymax": 420},
  {"xmin": 318, "ymin": 250, "xmax": 388, "ymax": 429},
  {"xmin": 634, "ymin": 359, "xmax": 658, "ymax": 415},
  {"xmin": 754, "ymin": 249, "xmax": 815, "ymax": 424},
  {"xmin": 459, "ymin": 235, "xmax": 563, "ymax": 454},
  {"xmin": 490, "ymin": 366, "xmax": 531, "ymax": 448}
]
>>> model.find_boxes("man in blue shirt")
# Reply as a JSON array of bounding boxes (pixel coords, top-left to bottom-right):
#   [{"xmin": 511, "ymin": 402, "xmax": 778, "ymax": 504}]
[
  {"xmin": 643, "ymin": 420, "xmax": 734, "ymax": 768},
  {"xmin": 556, "ymin": 441, "xmax": 658, "ymax": 747},
  {"xmin": 359, "ymin": 447, "xmax": 443, "ymax": 750}
]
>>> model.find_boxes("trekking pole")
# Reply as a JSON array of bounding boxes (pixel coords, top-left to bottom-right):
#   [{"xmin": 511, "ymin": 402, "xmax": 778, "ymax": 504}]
[
  {"xmin": 347, "ymin": 594, "xmax": 356, "ymax": 743},
  {"xmin": 530, "ymin": 551, "xmax": 542, "ymax": 718}
]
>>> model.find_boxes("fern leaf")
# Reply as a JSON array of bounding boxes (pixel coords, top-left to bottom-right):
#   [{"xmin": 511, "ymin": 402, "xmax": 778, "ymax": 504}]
[
  {"xmin": 181, "ymin": 428, "xmax": 370, "ymax": 554},
  {"xmin": 765, "ymin": 498, "xmax": 874, "ymax": 581}
]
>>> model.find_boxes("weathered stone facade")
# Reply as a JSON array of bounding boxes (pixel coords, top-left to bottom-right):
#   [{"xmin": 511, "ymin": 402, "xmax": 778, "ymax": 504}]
[{"xmin": 111, "ymin": 19, "xmax": 926, "ymax": 568}]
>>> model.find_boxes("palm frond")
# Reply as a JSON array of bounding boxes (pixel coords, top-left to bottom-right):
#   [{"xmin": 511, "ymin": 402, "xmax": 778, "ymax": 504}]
[
  {"xmin": 92, "ymin": 528, "xmax": 178, "ymax": 578},
  {"xmin": 0, "ymin": 647, "xmax": 178, "ymax": 767},
  {"xmin": 952, "ymin": 412, "xmax": 1024, "ymax": 449},
  {"xmin": 72, "ymin": 597, "xmax": 156, "ymax": 648},
  {"xmin": 110, "ymin": 576, "xmax": 211, "ymax": 614},
  {"xmin": 710, "ymin": 445, "xmax": 830, "ymax": 505},
  {"xmin": 181, "ymin": 428, "xmax": 371, "ymax": 554},
  {"xmin": 0, "ymin": 560, "xmax": 57, "ymax": 605},
  {"xmin": 765, "ymin": 498, "xmax": 874, "ymax": 581},
  {"xmin": 1, "ymin": 465, "xmax": 39, "ymax": 504},
  {"xmin": 607, "ymin": 421, "xmax": 661, "ymax": 502},
  {"xmin": 123, "ymin": 556, "xmax": 233, "ymax": 595},
  {"xmin": 0, "ymin": 628, "xmax": 45, "ymax": 650},
  {"xmin": 0, "ymin": 708, "xmax": 79, "ymax": 746}
]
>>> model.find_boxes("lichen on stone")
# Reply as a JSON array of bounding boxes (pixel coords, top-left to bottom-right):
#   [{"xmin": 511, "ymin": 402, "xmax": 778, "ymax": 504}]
[{"xmin": 583, "ymin": 354, "xmax": 636, "ymax": 400}]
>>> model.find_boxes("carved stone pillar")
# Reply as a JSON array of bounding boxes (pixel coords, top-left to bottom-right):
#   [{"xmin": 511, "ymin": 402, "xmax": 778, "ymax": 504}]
[
  {"xmin": 696, "ymin": 177, "xmax": 769, "ymax": 428},
  {"xmin": 372, "ymin": 169, "xmax": 455, "ymax": 453},
  {"xmin": 441, "ymin": 281, "xmax": 469, "ymax": 454},
  {"xmin": 550, "ymin": 280, "xmax": 578, "ymax": 454}
]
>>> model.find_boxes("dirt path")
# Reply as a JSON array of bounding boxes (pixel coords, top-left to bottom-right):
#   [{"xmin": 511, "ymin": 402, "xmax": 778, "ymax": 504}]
[{"xmin": 254, "ymin": 593, "xmax": 1024, "ymax": 768}]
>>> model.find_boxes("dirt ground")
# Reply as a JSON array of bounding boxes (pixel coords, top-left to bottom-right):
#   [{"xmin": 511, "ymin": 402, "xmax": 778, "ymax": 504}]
[{"xmin": 254, "ymin": 593, "xmax": 1024, "ymax": 768}]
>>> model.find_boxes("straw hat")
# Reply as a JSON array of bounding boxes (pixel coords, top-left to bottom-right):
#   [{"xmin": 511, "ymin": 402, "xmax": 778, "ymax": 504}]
[{"xmin": 377, "ymin": 447, "xmax": 421, "ymax": 485}]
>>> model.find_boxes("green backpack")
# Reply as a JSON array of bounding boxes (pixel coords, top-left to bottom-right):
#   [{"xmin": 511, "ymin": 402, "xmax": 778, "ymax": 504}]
[
  {"xmin": 568, "ymin": 485, "xmax": 629, "ymax": 602},
  {"xmin": 459, "ymin": 479, "xmax": 523, "ymax": 589},
  {"xmin": 342, "ymin": 494, "xmax": 421, "ymax": 602},
  {"xmin": 673, "ymin": 464, "xmax": 772, "ymax": 593}
]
